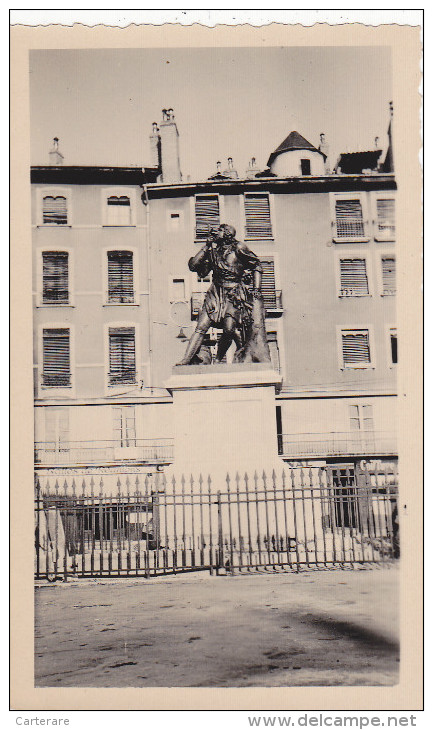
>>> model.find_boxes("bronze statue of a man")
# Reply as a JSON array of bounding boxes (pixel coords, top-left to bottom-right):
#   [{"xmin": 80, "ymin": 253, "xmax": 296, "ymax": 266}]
[{"xmin": 178, "ymin": 224, "xmax": 271, "ymax": 365}]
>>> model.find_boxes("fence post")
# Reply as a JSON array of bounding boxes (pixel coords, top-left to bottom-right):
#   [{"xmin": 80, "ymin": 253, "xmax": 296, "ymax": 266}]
[{"xmin": 216, "ymin": 490, "xmax": 223, "ymax": 575}]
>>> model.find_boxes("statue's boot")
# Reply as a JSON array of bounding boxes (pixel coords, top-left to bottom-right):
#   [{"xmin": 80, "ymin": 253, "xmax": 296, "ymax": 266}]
[{"xmin": 176, "ymin": 331, "xmax": 205, "ymax": 365}]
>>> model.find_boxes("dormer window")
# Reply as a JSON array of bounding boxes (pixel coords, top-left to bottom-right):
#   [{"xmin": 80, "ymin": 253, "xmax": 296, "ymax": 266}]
[{"xmin": 300, "ymin": 159, "xmax": 311, "ymax": 175}]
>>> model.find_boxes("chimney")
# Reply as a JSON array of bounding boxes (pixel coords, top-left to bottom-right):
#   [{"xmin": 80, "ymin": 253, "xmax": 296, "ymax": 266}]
[
  {"xmin": 48, "ymin": 137, "xmax": 64, "ymax": 166},
  {"xmin": 158, "ymin": 108, "xmax": 182, "ymax": 183},
  {"xmin": 149, "ymin": 122, "xmax": 161, "ymax": 169},
  {"xmin": 223, "ymin": 156, "xmax": 238, "ymax": 179},
  {"xmin": 374, "ymin": 136, "xmax": 380, "ymax": 149},
  {"xmin": 319, "ymin": 133, "xmax": 330, "ymax": 173},
  {"xmin": 245, "ymin": 156, "xmax": 260, "ymax": 179}
]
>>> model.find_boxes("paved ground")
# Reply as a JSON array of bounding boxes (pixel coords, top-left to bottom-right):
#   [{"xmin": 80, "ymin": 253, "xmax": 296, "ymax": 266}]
[{"xmin": 34, "ymin": 564, "xmax": 399, "ymax": 688}]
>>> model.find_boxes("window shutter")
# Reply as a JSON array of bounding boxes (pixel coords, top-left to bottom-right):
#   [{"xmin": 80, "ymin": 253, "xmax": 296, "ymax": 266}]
[
  {"xmin": 43, "ymin": 196, "xmax": 68, "ymax": 225},
  {"xmin": 335, "ymin": 199, "xmax": 364, "ymax": 238},
  {"xmin": 42, "ymin": 328, "xmax": 71, "ymax": 386},
  {"xmin": 45, "ymin": 408, "xmax": 69, "ymax": 451},
  {"xmin": 107, "ymin": 251, "xmax": 134, "ymax": 302},
  {"xmin": 342, "ymin": 331, "xmax": 371, "ymax": 365},
  {"xmin": 244, "ymin": 194, "xmax": 272, "ymax": 238},
  {"xmin": 109, "ymin": 327, "xmax": 136, "ymax": 384},
  {"xmin": 42, "ymin": 252, "xmax": 69, "ymax": 303},
  {"xmin": 376, "ymin": 198, "xmax": 395, "ymax": 237},
  {"xmin": 339, "ymin": 258, "xmax": 369, "ymax": 296},
  {"xmin": 113, "ymin": 405, "xmax": 136, "ymax": 447},
  {"xmin": 195, "ymin": 195, "xmax": 220, "ymax": 239},
  {"xmin": 260, "ymin": 258, "xmax": 277, "ymax": 309},
  {"xmin": 381, "ymin": 256, "xmax": 396, "ymax": 295},
  {"xmin": 267, "ymin": 331, "xmax": 280, "ymax": 372},
  {"xmin": 106, "ymin": 196, "xmax": 131, "ymax": 225},
  {"xmin": 349, "ymin": 405, "xmax": 361, "ymax": 430},
  {"xmin": 362, "ymin": 405, "xmax": 374, "ymax": 431}
]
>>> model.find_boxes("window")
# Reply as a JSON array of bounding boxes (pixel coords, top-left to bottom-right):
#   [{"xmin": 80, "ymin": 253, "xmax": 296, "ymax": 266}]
[
  {"xmin": 300, "ymin": 159, "xmax": 311, "ymax": 175},
  {"xmin": 106, "ymin": 196, "xmax": 131, "ymax": 225},
  {"xmin": 171, "ymin": 278, "xmax": 186, "ymax": 301},
  {"xmin": 195, "ymin": 195, "xmax": 220, "ymax": 239},
  {"xmin": 42, "ymin": 251, "xmax": 69, "ymax": 303},
  {"xmin": 244, "ymin": 193, "xmax": 273, "ymax": 239},
  {"xmin": 381, "ymin": 256, "xmax": 396, "ymax": 295},
  {"xmin": 375, "ymin": 196, "xmax": 395, "ymax": 241},
  {"xmin": 107, "ymin": 251, "xmax": 134, "ymax": 303},
  {"xmin": 349, "ymin": 405, "xmax": 374, "ymax": 431},
  {"xmin": 168, "ymin": 211, "xmax": 182, "ymax": 231},
  {"xmin": 389, "ymin": 328, "xmax": 398, "ymax": 365},
  {"xmin": 259, "ymin": 257, "xmax": 279, "ymax": 310},
  {"xmin": 113, "ymin": 405, "xmax": 136, "ymax": 447},
  {"xmin": 42, "ymin": 328, "xmax": 71, "ymax": 387},
  {"xmin": 340, "ymin": 328, "xmax": 372, "ymax": 368},
  {"xmin": 42, "ymin": 195, "xmax": 68, "ymax": 225},
  {"xmin": 267, "ymin": 331, "xmax": 281, "ymax": 373},
  {"xmin": 108, "ymin": 327, "xmax": 136, "ymax": 385},
  {"xmin": 339, "ymin": 258, "xmax": 369, "ymax": 297},
  {"xmin": 332, "ymin": 194, "xmax": 368, "ymax": 242},
  {"xmin": 102, "ymin": 188, "xmax": 136, "ymax": 226},
  {"xmin": 45, "ymin": 407, "xmax": 69, "ymax": 452}
]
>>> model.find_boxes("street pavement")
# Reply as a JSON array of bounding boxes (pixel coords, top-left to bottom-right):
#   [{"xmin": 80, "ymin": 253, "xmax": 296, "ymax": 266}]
[{"xmin": 35, "ymin": 564, "xmax": 399, "ymax": 687}]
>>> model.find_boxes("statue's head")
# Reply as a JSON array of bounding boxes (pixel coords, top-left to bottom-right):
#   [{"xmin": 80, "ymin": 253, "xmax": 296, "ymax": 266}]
[{"xmin": 219, "ymin": 224, "xmax": 236, "ymax": 240}]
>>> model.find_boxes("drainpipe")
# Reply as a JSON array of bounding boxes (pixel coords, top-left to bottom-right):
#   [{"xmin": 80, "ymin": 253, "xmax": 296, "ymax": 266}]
[{"xmin": 141, "ymin": 181, "xmax": 153, "ymax": 395}]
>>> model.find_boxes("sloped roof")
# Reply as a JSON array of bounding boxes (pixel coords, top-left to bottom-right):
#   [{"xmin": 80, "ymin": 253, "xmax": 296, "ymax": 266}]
[{"xmin": 267, "ymin": 131, "xmax": 325, "ymax": 166}]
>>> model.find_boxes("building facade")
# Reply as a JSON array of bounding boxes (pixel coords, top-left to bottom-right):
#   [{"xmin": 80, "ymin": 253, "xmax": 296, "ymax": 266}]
[{"xmin": 32, "ymin": 110, "xmax": 397, "ymax": 484}]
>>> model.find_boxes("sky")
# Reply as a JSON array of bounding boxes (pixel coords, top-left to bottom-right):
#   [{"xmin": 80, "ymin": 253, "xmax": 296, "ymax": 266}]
[{"xmin": 30, "ymin": 46, "xmax": 392, "ymax": 180}]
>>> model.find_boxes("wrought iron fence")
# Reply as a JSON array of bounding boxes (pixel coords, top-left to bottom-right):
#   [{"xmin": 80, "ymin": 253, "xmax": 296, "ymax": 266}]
[{"xmin": 34, "ymin": 464, "xmax": 399, "ymax": 581}]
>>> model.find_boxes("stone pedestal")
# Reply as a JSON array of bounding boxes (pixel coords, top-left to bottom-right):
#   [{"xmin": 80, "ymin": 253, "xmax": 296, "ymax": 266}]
[{"xmin": 165, "ymin": 363, "xmax": 283, "ymax": 483}]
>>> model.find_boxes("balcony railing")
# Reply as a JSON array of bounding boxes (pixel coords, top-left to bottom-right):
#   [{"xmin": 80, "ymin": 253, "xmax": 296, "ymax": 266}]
[
  {"xmin": 35, "ymin": 438, "xmax": 174, "ymax": 467},
  {"xmin": 191, "ymin": 290, "xmax": 283, "ymax": 318},
  {"xmin": 278, "ymin": 431, "xmax": 397, "ymax": 459}
]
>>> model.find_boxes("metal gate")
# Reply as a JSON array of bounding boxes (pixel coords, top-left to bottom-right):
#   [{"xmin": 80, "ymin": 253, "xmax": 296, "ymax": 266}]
[{"xmin": 34, "ymin": 465, "xmax": 399, "ymax": 581}]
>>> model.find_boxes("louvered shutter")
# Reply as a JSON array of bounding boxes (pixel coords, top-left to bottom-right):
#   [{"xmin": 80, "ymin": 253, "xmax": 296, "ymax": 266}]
[
  {"xmin": 376, "ymin": 198, "xmax": 395, "ymax": 238},
  {"xmin": 42, "ymin": 329, "xmax": 71, "ymax": 386},
  {"xmin": 106, "ymin": 196, "xmax": 131, "ymax": 225},
  {"xmin": 244, "ymin": 194, "xmax": 272, "ymax": 238},
  {"xmin": 342, "ymin": 331, "xmax": 371, "ymax": 366},
  {"xmin": 109, "ymin": 327, "xmax": 136, "ymax": 384},
  {"xmin": 335, "ymin": 199, "xmax": 364, "ymax": 238},
  {"xmin": 260, "ymin": 258, "xmax": 276, "ymax": 309},
  {"xmin": 195, "ymin": 195, "xmax": 220, "ymax": 239},
  {"xmin": 339, "ymin": 258, "xmax": 369, "ymax": 296},
  {"xmin": 42, "ymin": 252, "xmax": 69, "ymax": 303},
  {"xmin": 43, "ymin": 196, "xmax": 68, "ymax": 225},
  {"xmin": 381, "ymin": 256, "xmax": 396, "ymax": 295},
  {"xmin": 107, "ymin": 251, "xmax": 134, "ymax": 302},
  {"xmin": 267, "ymin": 331, "xmax": 281, "ymax": 372}
]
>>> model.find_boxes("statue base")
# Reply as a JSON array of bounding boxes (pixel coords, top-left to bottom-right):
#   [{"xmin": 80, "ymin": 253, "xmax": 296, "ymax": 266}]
[{"xmin": 165, "ymin": 363, "xmax": 283, "ymax": 484}]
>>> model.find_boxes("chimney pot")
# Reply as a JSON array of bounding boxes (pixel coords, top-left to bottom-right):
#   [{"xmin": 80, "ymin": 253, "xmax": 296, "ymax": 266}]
[
  {"xmin": 228, "ymin": 157, "xmax": 233, "ymax": 169},
  {"xmin": 49, "ymin": 137, "xmax": 64, "ymax": 165}
]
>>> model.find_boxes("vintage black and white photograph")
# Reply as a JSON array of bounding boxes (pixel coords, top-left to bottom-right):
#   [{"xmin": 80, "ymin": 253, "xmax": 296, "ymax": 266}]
[{"xmin": 11, "ymin": 19, "xmax": 421, "ymax": 705}]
